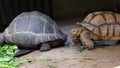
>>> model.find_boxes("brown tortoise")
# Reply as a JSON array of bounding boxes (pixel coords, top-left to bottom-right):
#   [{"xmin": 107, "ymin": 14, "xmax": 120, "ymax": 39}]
[{"xmin": 70, "ymin": 11, "xmax": 120, "ymax": 49}]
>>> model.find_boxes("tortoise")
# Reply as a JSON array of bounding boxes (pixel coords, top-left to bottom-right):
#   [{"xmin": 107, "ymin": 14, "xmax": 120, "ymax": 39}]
[
  {"xmin": 0, "ymin": 11, "xmax": 67, "ymax": 52},
  {"xmin": 70, "ymin": 11, "xmax": 120, "ymax": 49}
]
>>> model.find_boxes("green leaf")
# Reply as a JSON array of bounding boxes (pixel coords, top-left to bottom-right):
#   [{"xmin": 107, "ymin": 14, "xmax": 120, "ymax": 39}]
[
  {"xmin": 40, "ymin": 58, "xmax": 51, "ymax": 63},
  {"xmin": 0, "ymin": 57, "xmax": 11, "ymax": 61},
  {"xmin": 55, "ymin": 58, "xmax": 69, "ymax": 62},
  {"xmin": 0, "ymin": 44, "xmax": 36, "ymax": 68},
  {"xmin": 83, "ymin": 57, "xmax": 98, "ymax": 61},
  {"xmin": 79, "ymin": 46, "xmax": 85, "ymax": 53}
]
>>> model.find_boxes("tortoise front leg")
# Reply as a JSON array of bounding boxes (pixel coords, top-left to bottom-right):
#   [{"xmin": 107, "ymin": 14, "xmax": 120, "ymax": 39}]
[
  {"xmin": 40, "ymin": 43, "xmax": 51, "ymax": 52},
  {"xmin": 80, "ymin": 31, "xmax": 94, "ymax": 49}
]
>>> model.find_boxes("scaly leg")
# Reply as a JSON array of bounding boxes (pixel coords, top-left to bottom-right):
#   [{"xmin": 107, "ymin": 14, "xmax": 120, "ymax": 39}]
[
  {"xmin": 80, "ymin": 31, "xmax": 94, "ymax": 49},
  {"xmin": 40, "ymin": 43, "xmax": 51, "ymax": 52}
]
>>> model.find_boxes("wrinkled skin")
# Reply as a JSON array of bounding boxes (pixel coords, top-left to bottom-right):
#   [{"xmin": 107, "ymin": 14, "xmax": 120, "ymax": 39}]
[
  {"xmin": 70, "ymin": 28, "xmax": 82, "ymax": 46},
  {"xmin": 70, "ymin": 28, "xmax": 94, "ymax": 49}
]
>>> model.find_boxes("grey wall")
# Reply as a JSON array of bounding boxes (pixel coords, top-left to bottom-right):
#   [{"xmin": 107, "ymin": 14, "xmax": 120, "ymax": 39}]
[
  {"xmin": 51, "ymin": 0, "xmax": 120, "ymax": 18},
  {"xmin": 0, "ymin": 0, "xmax": 45, "ymax": 31}
]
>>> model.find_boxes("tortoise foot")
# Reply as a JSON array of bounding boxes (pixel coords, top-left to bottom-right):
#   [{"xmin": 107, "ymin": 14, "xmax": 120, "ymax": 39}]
[
  {"xmin": 85, "ymin": 43, "xmax": 94, "ymax": 50},
  {"xmin": 40, "ymin": 43, "xmax": 51, "ymax": 52},
  {"xmin": 82, "ymin": 40, "xmax": 94, "ymax": 50},
  {"xmin": 80, "ymin": 31, "xmax": 94, "ymax": 50}
]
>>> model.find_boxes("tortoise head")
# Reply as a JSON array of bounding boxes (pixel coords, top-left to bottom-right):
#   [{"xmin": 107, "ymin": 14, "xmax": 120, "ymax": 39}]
[
  {"xmin": 0, "ymin": 32, "xmax": 5, "ymax": 45},
  {"xmin": 70, "ymin": 28, "xmax": 82, "ymax": 46}
]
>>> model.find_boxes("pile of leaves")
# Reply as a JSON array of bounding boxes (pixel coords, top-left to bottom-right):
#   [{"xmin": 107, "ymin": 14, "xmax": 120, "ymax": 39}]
[
  {"xmin": 0, "ymin": 44, "xmax": 32, "ymax": 68},
  {"xmin": 0, "ymin": 44, "xmax": 19, "ymax": 68}
]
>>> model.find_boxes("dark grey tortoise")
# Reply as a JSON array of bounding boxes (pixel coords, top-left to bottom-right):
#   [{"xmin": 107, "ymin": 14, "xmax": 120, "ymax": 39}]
[{"xmin": 0, "ymin": 11, "xmax": 67, "ymax": 52}]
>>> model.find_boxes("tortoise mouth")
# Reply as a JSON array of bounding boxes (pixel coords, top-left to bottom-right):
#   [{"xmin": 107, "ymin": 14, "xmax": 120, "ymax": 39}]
[{"xmin": 76, "ymin": 22, "xmax": 82, "ymax": 26}]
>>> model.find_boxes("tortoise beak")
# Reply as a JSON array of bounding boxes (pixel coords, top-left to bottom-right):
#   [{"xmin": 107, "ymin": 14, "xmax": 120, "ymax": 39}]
[
  {"xmin": 76, "ymin": 22, "xmax": 80, "ymax": 25},
  {"xmin": 76, "ymin": 22, "xmax": 83, "ymax": 27}
]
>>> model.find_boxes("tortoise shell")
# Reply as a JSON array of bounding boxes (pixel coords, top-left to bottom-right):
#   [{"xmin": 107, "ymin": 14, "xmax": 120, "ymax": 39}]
[
  {"xmin": 77, "ymin": 11, "xmax": 120, "ymax": 38},
  {"xmin": 4, "ymin": 11, "xmax": 67, "ymax": 48}
]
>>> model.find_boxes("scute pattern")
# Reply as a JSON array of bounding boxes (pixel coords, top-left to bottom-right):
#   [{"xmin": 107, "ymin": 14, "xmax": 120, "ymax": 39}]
[
  {"xmin": 5, "ymin": 11, "xmax": 67, "ymax": 47},
  {"xmin": 80, "ymin": 11, "xmax": 120, "ymax": 37}
]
